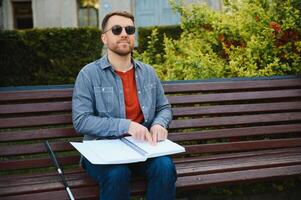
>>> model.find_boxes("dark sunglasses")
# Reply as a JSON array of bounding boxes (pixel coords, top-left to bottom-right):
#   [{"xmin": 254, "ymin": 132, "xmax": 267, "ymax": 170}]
[{"xmin": 103, "ymin": 25, "xmax": 136, "ymax": 35}]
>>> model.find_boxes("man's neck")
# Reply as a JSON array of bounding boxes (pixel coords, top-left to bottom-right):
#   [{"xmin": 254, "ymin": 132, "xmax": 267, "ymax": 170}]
[{"xmin": 108, "ymin": 52, "xmax": 132, "ymax": 72}]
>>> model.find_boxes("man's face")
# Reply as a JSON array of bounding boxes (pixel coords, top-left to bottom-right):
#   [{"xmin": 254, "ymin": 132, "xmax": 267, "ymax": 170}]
[{"xmin": 101, "ymin": 15, "xmax": 135, "ymax": 56}]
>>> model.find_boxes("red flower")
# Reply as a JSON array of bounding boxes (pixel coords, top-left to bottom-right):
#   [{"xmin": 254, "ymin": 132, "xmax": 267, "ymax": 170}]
[
  {"xmin": 218, "ymin": 34, "xmax": 225, "ymax": 42},
  {"xmin": 269, "ymin": 21, "xmax": 281, "ymax": 33}
]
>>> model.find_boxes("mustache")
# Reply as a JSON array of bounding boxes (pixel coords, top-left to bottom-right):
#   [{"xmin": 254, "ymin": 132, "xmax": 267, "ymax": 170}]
[{"xmin": 117, "ymin": 40, "xmax": 130, "ymax": 43}]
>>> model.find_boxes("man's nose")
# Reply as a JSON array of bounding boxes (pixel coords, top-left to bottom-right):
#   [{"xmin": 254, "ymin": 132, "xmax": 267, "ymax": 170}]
[{"xmin": 120, "ymin": 28, "xmax": 128, "ymax": 37}]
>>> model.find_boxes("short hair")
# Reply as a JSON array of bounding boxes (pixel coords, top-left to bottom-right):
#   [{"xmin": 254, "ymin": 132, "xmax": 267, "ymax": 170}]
[{"xmin": 101, "ymin": 11, "xmax": 135, "ymax": 32}]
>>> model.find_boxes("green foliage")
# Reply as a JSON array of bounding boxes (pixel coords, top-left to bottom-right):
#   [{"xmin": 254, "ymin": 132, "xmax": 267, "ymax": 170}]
[
  {"xmin": 135, "ymin": 28, "xmax": 163, "ymax": 65},
  {"xmin": 134, "ymin": 26, "xmax": 182, "ymax": 79},
  {"xmin": 136, "ymin": 0, "xmax": 301, "ymax": 80},
  {"xmin": 136, "ymin": 25, "xmax": 182, "ymax": 57},
  {"xmin": 0, "ymin": 28, "xmax": 102, "ymax": 86}
]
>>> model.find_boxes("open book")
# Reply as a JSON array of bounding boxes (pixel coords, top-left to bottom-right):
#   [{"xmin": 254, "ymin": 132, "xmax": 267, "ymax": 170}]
[{"xmin": 70, "ymin": 136, "xmax": 185, "ymax": 164}]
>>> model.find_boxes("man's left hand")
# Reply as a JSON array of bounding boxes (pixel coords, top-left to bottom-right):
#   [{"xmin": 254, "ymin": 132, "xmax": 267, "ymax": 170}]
[{"xmin": 150, "ymin": 124, "xmax": 168, "ymax": 145}]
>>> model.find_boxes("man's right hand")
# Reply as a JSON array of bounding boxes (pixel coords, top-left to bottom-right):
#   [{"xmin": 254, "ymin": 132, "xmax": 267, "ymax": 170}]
[{"xmin": 128, "ymin": 121, "xmax": 153, "ymax": 144}]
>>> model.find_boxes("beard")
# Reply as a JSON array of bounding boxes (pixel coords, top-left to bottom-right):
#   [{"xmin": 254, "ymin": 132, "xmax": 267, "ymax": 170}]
[{"xmin": 107, "ymin": 40, "xmax": 134, "ymax": 56}]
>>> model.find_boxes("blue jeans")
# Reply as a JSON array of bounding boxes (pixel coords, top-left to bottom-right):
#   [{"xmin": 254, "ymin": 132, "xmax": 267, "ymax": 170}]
[{"xmin": 82, "ymin": 156, "xmax": 177, "ymax": 200}]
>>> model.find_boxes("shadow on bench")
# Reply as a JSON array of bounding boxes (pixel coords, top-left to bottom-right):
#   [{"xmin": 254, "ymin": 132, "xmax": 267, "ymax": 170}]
[{"xmin": 1, "ymin": 75, "xmax": 301, "ymax": 200}]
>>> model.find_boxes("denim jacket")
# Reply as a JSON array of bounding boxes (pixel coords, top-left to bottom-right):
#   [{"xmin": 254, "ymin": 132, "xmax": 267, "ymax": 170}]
[{"xmin": 72, "ymin": 56, "xmax": 172, "ymax": 141}]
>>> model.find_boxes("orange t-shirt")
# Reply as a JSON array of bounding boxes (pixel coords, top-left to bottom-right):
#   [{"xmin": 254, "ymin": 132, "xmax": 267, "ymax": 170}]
[{"xmin": 115, "ymin": 67, "xmax": 144, "ymax": 123}]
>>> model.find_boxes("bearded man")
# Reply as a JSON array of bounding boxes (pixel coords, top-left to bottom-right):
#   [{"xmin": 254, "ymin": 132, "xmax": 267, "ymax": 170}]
[{"xmin": 72, "ymin": 11, "xmax": 176, "ymax": 200}]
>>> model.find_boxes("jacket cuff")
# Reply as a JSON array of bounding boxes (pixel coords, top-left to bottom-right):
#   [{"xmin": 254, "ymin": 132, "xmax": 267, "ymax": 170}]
[
  {"xmin": 151, "ymin": 120, "xmax": 168, "ymax": 129},
  {"xmin": 118, "ymin": 119, "xmax": 131, "ymax": 135}
]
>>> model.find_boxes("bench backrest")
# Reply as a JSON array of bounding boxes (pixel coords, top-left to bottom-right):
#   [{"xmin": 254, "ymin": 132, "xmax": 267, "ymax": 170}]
[{"xmin": 1, "ymin": 76, "xmax": 301, "ymax": 175}]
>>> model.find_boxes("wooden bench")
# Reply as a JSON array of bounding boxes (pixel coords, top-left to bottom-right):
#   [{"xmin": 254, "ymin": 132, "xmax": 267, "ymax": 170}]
[{"xmin": 1, "ymin": 75, "xmax": 301, "ymax": 200}]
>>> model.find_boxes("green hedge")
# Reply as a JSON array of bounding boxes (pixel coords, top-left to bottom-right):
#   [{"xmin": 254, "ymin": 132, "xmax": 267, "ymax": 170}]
[
  {"xmin": 137, "ymin": 25, "xmax": 182, "ymax": 55},
  {"xmin": 0, "ymin": 28, "xmax": 103, "ymax": 86}
]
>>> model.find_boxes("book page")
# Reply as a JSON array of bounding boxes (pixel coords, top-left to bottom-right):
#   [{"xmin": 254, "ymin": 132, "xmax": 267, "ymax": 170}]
[
  {"xmin": 124, "ymin": 137, "xmax": 185, "ymax": 158},
  {"xmin": 71, "ymin": 142, "xmax": 105, "ymax": 164},
  {"xmin": 71, "ymin": 139, "xmax": 146, "ymax": 164}
]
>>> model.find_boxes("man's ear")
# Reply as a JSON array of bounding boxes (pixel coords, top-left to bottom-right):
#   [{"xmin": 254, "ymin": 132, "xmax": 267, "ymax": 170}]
[{"xmin": 101, "ymin": 34, "xmax": 107, "ymax": 45}]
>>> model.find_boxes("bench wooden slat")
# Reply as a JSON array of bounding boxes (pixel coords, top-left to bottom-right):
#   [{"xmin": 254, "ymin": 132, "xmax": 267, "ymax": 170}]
[
  {"xmin": 169, "ymin": 112, "xmax": 301, "ymax": 129},
  {"xmin": 0, "ymin": 155, "xmax": 80, "ymax": 171},
  {"xmin": 174, "ymin": 147, "xmax": 301, "ymax": 164},
  {"xmin": 0, "ymin": 89, "xmax": 73, "ymax": 102},
  {"xmin": 163, "ymin": 78, "xmax": 301, "ymax": 93},
  {"xmin": 0, "ymin": 168, "xmax": 84, "ymax": 183},
  {"xmin": 0, "ymin": 172, "xmax": 96, "ymax": 197},
  {"xmin": 0, "ymin": 186, "xmax": 99, "ymax": 200},
  {"xmin": 172, "ymin": 101, "xmax": 301, "ymax": 117},
  {"xmin": 0, "ymin": 141, "xmax": 77, "ymax": 156},
  {"xmin": 168, "ymin": 89, "xmax": 301, "ymax": 105},
  {"xmin": 185, "ymin": 138, "xmax": 301, "ymax": 154},
  {"xmin": 0, "ymin": 114, "xmax": 72, "ymax": 128},
  {"xmin": 169, "ymin": 124, "xmax": 301, "ymax": 141},
  {"xmin": 177, "ymin": 152, "xmax": 301, "ymax": 176},
  {"xmin": 0, "ymin": 128, "xmax": 77, "ymax": 142},
  {"xmin": 0, "ymin": 122, "xmax": 299, "ymax": 143},
  {"xmin": 1, "ymin": 100, "xmax": 300, "ymax": 118},
  {"xmin": 1, "ymin": 78, "xmax": 299, "ymax": 101},
  {"xmin": 0, "ymin": 101, "xmax": 71, "ymax": 115},
  {"xmin": 176, "ymin": 164, "xmax": 301, "ymax": 190}
]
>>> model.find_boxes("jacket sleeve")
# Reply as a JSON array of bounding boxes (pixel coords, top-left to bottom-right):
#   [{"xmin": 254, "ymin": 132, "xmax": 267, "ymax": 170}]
[
  {"xmin": 72, "ymin": 70, "xmax": 131, "ymax": 137},
  {"xmin": 151, "ymin": 72, "xmax": 173, "ymax": 129}
]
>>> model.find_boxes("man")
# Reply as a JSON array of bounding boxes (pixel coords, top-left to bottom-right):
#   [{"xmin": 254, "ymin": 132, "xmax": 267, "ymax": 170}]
[{"xmin": 72, "ymin": 11, "xmax": 176, "ymax": 200}]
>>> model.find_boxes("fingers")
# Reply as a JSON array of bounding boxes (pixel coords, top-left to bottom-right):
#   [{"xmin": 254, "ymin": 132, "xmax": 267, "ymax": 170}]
[
  {"xmin": 152, "ymin": 131, "xmax": 157, "ymax": 145},
  {"xmin": 128, "ymin": 122, "xmax": 170, "ymax": 145},
  {"xmin": 150, "ymin": 124, "xmax": 168, "ymax": 145},
  {"xmin": 145, "ymin": 131, "xmax": 154, "ymax": 145},
  {"xmin": 152, "ymin": 131, "xmax": 164, "ymax": 145},
  {"xmin": 155, "ymin": 130, "xmax": 167, "ymax": 141},
  {"xmin": 158, "ymin": 131, "xmax": 167, "ymax": 141},
  {"xmin": 128, "ymin": 122, "xmax": 153, "ymax": 144},
  {"xmin": 134, "ymin": 128, "xmax": 148, "ymax": 141}
]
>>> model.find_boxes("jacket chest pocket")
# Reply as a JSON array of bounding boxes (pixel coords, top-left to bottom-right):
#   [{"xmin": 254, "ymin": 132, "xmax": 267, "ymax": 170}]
[
  {"xmin": 94, "ymin": 86, "xmax": 114, "ymax": 113},
  {"xmin": 143, "ymin": 83, "xmax": 156, "ymax": 108},
  {"xmin": 144, "ymin": 83, "xmax": 156, "ymax": 92}
]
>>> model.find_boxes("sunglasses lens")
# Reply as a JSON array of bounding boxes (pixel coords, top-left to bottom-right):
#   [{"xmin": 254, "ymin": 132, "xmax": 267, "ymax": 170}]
[
  {"xmin": 111, "ymin": 25, "xmax": 123, "ymax": 35},
  {"xmin": 109, "ymin": 25, "xmax": 135, "ymax": 35},
  {"xmin": 125, "ymin": 26, "xmax": 135, "ymax": 35}
]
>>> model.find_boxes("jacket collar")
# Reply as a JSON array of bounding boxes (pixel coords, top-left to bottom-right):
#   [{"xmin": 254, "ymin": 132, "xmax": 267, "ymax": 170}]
[{"xmin": 98, "ymin": 55, "xmax": 142, "ymax": 71}]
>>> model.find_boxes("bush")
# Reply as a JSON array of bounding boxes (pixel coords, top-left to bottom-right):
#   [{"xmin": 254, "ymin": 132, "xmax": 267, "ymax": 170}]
[
  {"xmin": 135, "ymin": 0, "xmax": 301, "ymax": 81},
  {"xmin": 137, "ymin": 25, "xmax": 182, "ymax": 55},
  {"xmin": 0, "ymin": 28, "xmax": 103, "ymax": 86}
]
